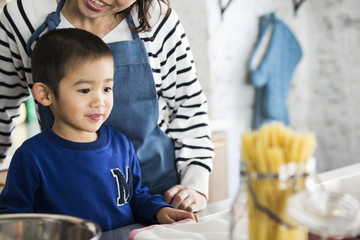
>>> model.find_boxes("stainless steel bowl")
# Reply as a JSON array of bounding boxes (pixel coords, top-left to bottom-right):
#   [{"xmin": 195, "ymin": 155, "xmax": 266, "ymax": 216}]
[{"xmin": 0, "ymin": 213, "xmax": 102, "ymax": 240}]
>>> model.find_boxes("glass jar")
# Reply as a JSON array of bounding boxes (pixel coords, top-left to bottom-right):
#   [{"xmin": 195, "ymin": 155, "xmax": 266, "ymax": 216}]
[
  {"xmin": 287, "ymin": 189, "xmax": 360, "ymax": 240},
  {"xmin": 230, "ymin": 157, "xmax": 360, "ymax": 240},
  {"xmin": 230, "ymin": 158, "xmax": 318, "ymax": 240}
]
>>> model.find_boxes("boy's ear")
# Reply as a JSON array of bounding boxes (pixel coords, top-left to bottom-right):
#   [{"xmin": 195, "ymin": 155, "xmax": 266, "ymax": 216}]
[{"xmin": 32, "ymin": 82, "xmax": 53, "ymax": 106}]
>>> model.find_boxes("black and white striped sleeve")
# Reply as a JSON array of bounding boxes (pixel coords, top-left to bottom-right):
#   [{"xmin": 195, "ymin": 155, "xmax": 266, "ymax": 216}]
[
  {"xmin": 0, "ymin": 2, "xmax": 33, "ymax": 164},
  {"xmin": 143, "ymin": 7, "xmax": 214, "ymax": 197}
]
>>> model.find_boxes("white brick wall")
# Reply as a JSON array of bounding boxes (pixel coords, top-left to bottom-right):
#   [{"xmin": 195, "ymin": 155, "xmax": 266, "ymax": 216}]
[
  {"xmin": 173, "ymin": 0, "xmax": 360, "ymax": 174},
  {"xmin": 300, "ymin": 0, "xmax": 360, "ymax": 171},
  {"xmin": 173, "ymin": 0, "xmax": 360, "ymax": 197}
]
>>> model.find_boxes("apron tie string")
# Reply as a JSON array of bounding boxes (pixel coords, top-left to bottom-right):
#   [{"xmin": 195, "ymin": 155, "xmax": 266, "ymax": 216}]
[
  {"xmin": 46, "ymin": 11, "xmax": 62, "ymax": 30},
  {"xmin": 26, "ymin": 0, "xmax": 66, "ymax": 57}
]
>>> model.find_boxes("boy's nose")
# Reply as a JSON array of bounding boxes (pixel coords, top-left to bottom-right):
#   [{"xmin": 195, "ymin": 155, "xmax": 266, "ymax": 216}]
[{"xmin": 90, "ymin": 94, "xmax": 105, "ymax": 108}]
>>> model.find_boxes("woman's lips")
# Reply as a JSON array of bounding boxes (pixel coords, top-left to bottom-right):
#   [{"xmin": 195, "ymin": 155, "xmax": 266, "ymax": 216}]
[{"xmin": 87, "ymin": 0, "xmax": 109, "ymax": 11}]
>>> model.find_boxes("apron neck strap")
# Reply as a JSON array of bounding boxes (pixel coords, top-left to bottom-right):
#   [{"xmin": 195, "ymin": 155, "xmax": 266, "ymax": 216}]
[
  {"xmin": 125, "ymin": 14, "xmax": 139, "ymax": 40},
  {"xmin": 26, "ymin": 0, "xmax": 66, "ymax": 56}
]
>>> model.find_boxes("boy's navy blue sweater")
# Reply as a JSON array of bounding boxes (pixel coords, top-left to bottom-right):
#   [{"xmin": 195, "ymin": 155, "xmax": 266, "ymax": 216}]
[{"xmin": 0, "ymin": 126, "xmax": 172, "ymax": 231}]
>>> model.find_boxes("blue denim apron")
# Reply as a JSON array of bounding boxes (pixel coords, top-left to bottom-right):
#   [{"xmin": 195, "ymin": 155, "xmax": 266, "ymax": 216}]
[{"xmin": 26, "ymin": 0, "xmax": 179, "ymax": 194}]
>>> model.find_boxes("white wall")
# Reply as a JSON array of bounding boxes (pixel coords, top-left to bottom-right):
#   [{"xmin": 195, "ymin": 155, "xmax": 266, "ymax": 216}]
[{"xmin": 172, "ymin": 0, "xmax": 360, "ymax": 198}]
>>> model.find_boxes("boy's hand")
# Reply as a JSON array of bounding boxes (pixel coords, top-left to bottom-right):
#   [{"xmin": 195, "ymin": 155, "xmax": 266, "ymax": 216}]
[
  {"xmin": 155, "ymin": 207, "xmax": 199, "ymax": 224},
  {"xmin": 164, "ymin": 185, "xmax": 207, "ymax": 212}
]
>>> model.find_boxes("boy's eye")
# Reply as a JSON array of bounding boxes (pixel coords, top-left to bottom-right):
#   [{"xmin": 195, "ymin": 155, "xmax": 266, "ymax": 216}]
[
  {"xmin": 104, "ymin": 87, "xmax": 112, "ymax": 93},
  {"xmin": 78, "ymin": 89, "xmax": 90, "ymax": 94}
]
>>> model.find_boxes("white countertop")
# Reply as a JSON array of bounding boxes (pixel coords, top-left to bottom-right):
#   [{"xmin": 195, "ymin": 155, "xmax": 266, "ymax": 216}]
[
  {"xmin": 318, "ymin": 162, "xmax": 360, "ymax": 199},
  {"xmin": 100, "ymin": 199, "xmax": 233, "ymax": 240}
]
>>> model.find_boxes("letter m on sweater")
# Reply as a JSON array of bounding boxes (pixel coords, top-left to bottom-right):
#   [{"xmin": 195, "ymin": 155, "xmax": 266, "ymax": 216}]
[{"xmin": 111, "ymin": 168, "xmax": 133, "ymax": 206}]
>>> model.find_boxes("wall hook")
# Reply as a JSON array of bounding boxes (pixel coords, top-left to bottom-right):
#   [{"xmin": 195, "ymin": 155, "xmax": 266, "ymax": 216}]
[
  {"xmin": 293, "ymin": 0, "xmax": 306, "ymax": 16},
  {"xmin": 219, "ymin": 0, "xmax": 234, "ymax": 19}
]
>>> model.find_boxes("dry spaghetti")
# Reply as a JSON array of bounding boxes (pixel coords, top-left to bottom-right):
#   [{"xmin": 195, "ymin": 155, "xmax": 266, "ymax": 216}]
[{"xmin": 241, "ymin": 122, "xmax": 317, "ymax": 240}]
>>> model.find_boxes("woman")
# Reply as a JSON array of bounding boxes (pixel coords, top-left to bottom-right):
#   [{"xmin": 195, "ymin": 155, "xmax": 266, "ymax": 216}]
[{"xmin": 0, "ymin": 0, "xmax": 214, "ymax": 212}]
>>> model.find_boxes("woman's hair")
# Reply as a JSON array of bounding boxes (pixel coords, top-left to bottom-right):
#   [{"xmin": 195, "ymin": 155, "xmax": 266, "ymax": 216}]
[
  {"xmin": 31, "ymin": 28, "xmax": 113, "ymax": 97},
  {"xmin": 124, "ymin": 0, "xmax": 170, "ymax": 33}
]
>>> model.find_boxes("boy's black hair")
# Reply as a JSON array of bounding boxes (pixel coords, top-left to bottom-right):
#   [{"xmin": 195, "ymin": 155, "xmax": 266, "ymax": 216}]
[{"xmin": 31, "ymin": 28, "xmax": 113, "ymax": 97}]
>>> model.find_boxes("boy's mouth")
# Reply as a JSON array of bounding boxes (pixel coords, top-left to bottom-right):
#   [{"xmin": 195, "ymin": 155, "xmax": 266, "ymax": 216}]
[{"xmin": 88, "ymin": 114, "xmax": 104, "ymax": 121}]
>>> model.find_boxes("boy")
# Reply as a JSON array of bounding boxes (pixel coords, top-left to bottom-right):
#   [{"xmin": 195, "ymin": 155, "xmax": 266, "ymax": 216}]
[{"xmin": 0, "ymin": 28, "xmax": 198, "ymax": 231}]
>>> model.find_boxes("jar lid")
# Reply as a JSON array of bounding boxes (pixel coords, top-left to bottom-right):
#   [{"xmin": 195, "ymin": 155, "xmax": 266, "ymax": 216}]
[{"xmin": 287, "ymin": 190, "xmax": 360, "ymax": 237}]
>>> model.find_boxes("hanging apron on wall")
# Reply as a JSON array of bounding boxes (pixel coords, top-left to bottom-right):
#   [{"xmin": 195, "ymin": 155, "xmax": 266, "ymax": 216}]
[
  {"xmin": 248, "ymin": 13, "xmax": 302, "ymax": 129},
  {"xmin": 26, "ymin": 0, "xmax": 179, "ymax": 195}
]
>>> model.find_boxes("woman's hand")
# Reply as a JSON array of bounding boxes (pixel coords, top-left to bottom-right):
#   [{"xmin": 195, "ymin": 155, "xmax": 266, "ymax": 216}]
[
  {"xmin": 155, "ymin": 207, "xmax": 199, "ymax": 224},
  {"xmin": 163, "ymin": 185, "xmax": 207, "ymax": 212}
]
